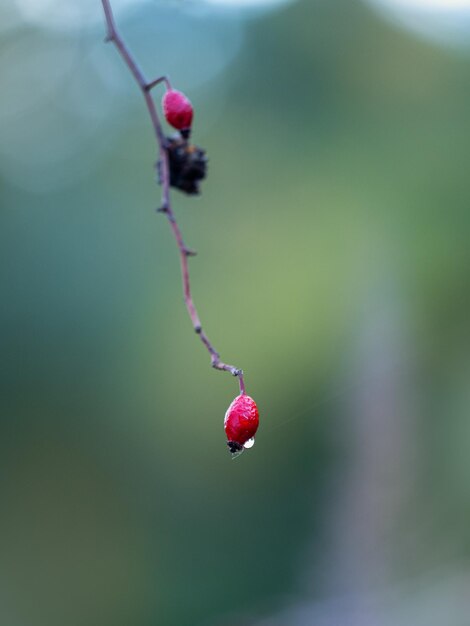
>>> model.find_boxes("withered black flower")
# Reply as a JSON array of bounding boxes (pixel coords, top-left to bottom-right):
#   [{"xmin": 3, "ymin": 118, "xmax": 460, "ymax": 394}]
[{"xmin": 164, "ymin": 134, "xmax": 208, "ymax": 195}]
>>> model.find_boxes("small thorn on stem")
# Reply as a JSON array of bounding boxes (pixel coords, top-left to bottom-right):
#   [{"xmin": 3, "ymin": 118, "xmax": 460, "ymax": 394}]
[
  {"xmin": 184, "ymin": 247, "xmax": 197, "ymax": 257},
  {"xmin": 157, "ymin": 204, "xmax": 169, "ymax": 214},
  {"xmin": 195, "ymin": 325, "xmax": 202, "ymax": 334}
]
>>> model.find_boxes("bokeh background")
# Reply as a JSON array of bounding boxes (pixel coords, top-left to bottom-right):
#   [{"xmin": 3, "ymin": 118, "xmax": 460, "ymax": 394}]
[{"xmin": 2, "ymin": 0, "xmax": 470, "ymax": 624}]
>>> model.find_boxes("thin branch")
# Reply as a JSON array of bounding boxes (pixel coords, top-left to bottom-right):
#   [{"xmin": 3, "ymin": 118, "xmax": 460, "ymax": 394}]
[{"xmin": 100, "ymin": 0, "xmax": 245, "ymax": 395}]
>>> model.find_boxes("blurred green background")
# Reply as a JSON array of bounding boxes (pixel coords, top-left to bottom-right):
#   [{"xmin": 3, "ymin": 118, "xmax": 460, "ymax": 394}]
[{"xmin": 2, "ymin": 0, "xmax": 470, "ymax": 624}]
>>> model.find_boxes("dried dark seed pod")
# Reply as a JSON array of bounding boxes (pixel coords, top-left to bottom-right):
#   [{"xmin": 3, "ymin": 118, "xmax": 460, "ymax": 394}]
[{"xmin": 164, "ymin": 134, "xmax": 207, "ymax": 195}]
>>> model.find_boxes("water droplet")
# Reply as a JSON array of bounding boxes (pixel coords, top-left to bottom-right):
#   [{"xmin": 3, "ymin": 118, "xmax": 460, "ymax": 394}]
[{"xmin": 244, "ymin": 437, "xmax": 255, "ymax": 449}]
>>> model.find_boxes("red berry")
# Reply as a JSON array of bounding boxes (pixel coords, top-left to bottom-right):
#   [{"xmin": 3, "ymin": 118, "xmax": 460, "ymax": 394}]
[
  {"xmin": 162, "ymin": 89, "xmax": 193, "ymax": 132},
  {"xmin": 224, "ymin": 394, "xmax": 259, "ymax": 457}
]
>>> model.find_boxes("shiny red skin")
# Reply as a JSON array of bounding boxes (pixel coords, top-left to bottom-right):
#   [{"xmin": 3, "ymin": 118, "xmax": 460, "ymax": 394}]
[
  {"xmin": 224, "ymin": 394, "xmax": 259, "ymax": 446},
  {"xmin": 162, "ymin": 89, "xmax": 193, "ymax": 131}
]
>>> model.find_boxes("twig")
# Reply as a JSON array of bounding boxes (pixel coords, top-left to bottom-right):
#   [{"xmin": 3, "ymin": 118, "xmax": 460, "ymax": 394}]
[{"xmin": 100, "ymin": 0, "xmax": 246, "ymax": 395}]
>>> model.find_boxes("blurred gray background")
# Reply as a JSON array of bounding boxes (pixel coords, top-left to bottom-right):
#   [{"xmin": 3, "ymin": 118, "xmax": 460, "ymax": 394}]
[{"xmin": 2, "ymin": 0, "xmax": 470, "ymax": 625}]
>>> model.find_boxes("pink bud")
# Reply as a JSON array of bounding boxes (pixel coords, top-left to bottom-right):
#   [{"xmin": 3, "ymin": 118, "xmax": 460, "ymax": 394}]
[{"xmin": 162, "ymin": 89, "xmax": 193, "ymax": 132}]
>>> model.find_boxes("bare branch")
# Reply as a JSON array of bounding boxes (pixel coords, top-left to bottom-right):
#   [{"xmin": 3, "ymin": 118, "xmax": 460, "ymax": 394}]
[{"xmin": 100, "ymin": 0, "xmax": 245, "ymax": 395}]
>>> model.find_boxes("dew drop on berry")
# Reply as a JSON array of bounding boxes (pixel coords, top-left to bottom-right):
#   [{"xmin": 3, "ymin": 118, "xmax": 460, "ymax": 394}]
[{"xmin": 244, "ymin": 437, "xmax": 255, "ymax": 449}]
